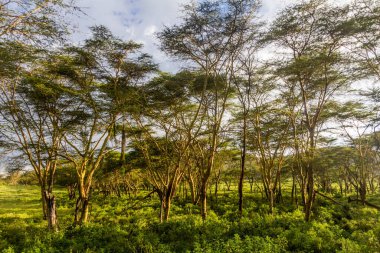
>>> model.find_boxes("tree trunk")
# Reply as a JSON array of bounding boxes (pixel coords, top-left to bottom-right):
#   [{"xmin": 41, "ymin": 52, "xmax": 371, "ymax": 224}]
[
  {"xmin": 249, "ymin": 178, "xmax": 254, "ymax": 193},
  {"xmin": 40, "ymin": 188, "xmax": 47, "ymax": 220},
  {"xmin": 359, "ymin": 180, "xmax": 366, "ymax": 205},
  {"xmin": 214, "ymin": 180, "xmax": 219, "ymax": 200},
  {"xmin": 269, "ymin": 189, "xmax": 274, "ymax": 214},
  {"xmin": 188, "ymin": 175, "xmax": 198, "ymax": 204},
  {"xmin": 200, "ymin": 180, "xmax": 208, "ymax": 220},
  {"xmin": 67, "ymin": 184, "xmax": 76, "ymax": 200},
  {"xmin": 238, "ymin": 116, "xmax": 247, "ymax": 216},
  {"xmin": 74, "ymin": 196, "xmax": 89, "ymax": 225},
  {"xmin": 276, "ymin": 178, "xmax": 282, "ymax": 204},
  {"xmin": 304, "ymin": 165, "xmax": 314, "ymax": 221},
  {"xmin": 214, "ymin": 169, "xmax": 221, "ymax": 201},
  {"xmin": 291, "ymin": 173, "xmax": 296, "ymax": 203},
  {"xmin": 159, "ymin": 198, "xmax": 164, "ymax": 223},
  {"xmin": 304, "ymin": 129, "xmax": 316, "ymax": 222},
  {"xmin": 80, "ymin": 198, "xmax": 89, "ymax": 223},
  {"xmin": 44, "ymin": 191, "xmax": 58, "ymax": 232},
  {"xmin": 120, "ymin": 121, "xmax": 127, "ymax": 166},
  {"xmin": 164, "ymin": 199, "xmax": 171, "ymax": 222}
]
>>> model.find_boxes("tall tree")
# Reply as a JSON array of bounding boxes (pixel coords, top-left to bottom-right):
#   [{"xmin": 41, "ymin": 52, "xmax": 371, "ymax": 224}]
[
  {"xmin": 232, "ymin": 35, "xmax": 262, "ymax": 216},
  {"xmin": 0, "ymin": 0, "xmax": 77, "ymax": 232},
  {"xmin": 268, "ymin": 0, "xmax": 352, "ymax": 221},
  {"xmin": 0, "ymin": 0, "xmax": 75, "ymax": 43},
  {"xmin": 0, "ymin": 44, "xmax": 80, "ymax": 231},
  {"xmin": 158, "ymin": 0, "xmax": 260, "ymax": 220},
  {"xmin": 336, "ymin": 101, "xmax": 377, "ymax": 204},
  {"xmin": 84, "ymin": 26, "xmax": 157, "ymax": 167},
  {"xmin": 130, "ymin": 71, "xmax": 205, "ymax": 222},
  {"xmin": 56, "ymin": 27, "xmax": 156, "ymax": 225},
  {"xmin": 54, "ymin": 43, "xmax": 115, "ymax": 225}
]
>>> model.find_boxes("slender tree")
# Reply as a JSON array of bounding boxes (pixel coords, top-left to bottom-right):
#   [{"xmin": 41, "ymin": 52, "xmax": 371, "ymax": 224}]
[
  {"xmin": 0, "ymin": 44, "xmax": 80, "ymax": 231},
  {"xmin": 158, "ymin": 0, "xmax": 260, "ymax": 220},
  {"xmin": 268, "ymin": 0, "xmax": 352, "ymax": 221}
]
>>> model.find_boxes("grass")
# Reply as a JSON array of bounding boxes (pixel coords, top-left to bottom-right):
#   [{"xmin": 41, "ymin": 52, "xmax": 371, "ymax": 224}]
[
  {"xmin": 0, "ymin": 185, "xmax": 42, "ymax": 221},
  {"xmin": 0, "ymin": 184, "xmax": 380, "ymax": 252}
]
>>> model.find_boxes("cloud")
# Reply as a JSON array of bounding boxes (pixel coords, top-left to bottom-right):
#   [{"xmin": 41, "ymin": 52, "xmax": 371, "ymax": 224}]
[
  {"xmin": 69, "ymin": 0, "xmax": 189, "ymax": 72},
  {"xmin": 68, "ymin": 0, "xmax": 352, "ymax": 72},
  {"xmin": 144, "ymin": 25, "xmax": 156, "ymax": 37}
]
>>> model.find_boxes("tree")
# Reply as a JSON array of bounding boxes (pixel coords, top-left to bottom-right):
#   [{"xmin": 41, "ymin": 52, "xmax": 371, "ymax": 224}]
[
  {"xmin": 84, "ymin": 26, "xmax": 157, "ymax": 168},
  {"xmin": 232, "ymin": 38, "xmax": 262, "ymax": 216},
  {"xmin": 349, "ymin": 0, "xmax": 380, "ymax": 81},
  {"xmin": 336, "ymin": 101, "xmax": 377, "ymax": 204},
  {"xmin": 0, "ymin": 0, "xmax": 78, "ymax": 232},
  {"xmin": 130, "ymin": 71, "xmax": 205, "ymax": 222},
  {"xmin": 269, "ymin": 0, "xmax": 352, "ymax": 221},
  {"xmin": 158, "ymin": 0, "xmax": 260, "ymax": 220},
  {"xmin": 53, "ymin": 42, "xmax": 115, "ymax": 225},
  {"xmin": 52, "ymin": 26, "xmax": 156, "ymax": 225},
  {"xmin": 0, "ymin": 0, "xmax": 75, "ymax": 43},
  {"xmin": 0, "ymin": 44, "xmax": 80, "ymax": 231}
]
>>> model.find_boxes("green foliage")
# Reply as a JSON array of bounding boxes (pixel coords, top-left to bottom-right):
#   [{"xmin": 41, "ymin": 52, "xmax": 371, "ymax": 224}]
[{"xmin": 1, "ymin": 185, "xmax": 380, "ymax": 252}]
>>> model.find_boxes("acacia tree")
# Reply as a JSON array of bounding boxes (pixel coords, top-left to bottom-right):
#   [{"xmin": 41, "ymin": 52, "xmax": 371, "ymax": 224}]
[
  {"xmin": 268, "ymin": 0, "xmax": 352, "ymax": 221},
  {"xmin": 129, "ymin": 71, "xmax": 205, "ymax": 222},
  {"xmin": 232, "ymin": 42, "xmax": 262, "ymax": 215},
  {"xmin": 335, "ymin": 102, "xmax": 377, "ymax": 204},
  {"xmin": 158, "ymin": 0, "xmax": 259, "ymax": 220},
  {"xmin": 53, "ymin": 42, "xmax": 115, "ymax": 225},
  {"xmin": 234, "ymin": 65, "xmax": 291, "ymax": 214},
  {"xmin": 252, "ymin": 99, "xmax": 290, "ymax": 213},
  {"xmin": 0, "ymin": 0, "xmax": 76, "ymax": 44},
  {"xmin": 0, "ymin": 44, "xmax": 79, "ymax": 231},
  {"xmin": 53, "ymin": 26, "xmax": 156, "ymax": 225},
  {"xmin": 0, "ymin": 0, "xmax": 77, "ymax": 232},
  {"xmin": 349, "ymin": 0, "xmax": 380, "ymax": 81},
  {"xmin": 84, "ymin": 26, "xmax": 157, "ymax": 167}
]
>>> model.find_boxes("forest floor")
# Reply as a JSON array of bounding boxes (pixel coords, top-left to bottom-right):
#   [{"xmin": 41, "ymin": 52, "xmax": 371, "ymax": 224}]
[{"xmin": 0, "ymin": 184, "xmax": 380, "ymax": 252}]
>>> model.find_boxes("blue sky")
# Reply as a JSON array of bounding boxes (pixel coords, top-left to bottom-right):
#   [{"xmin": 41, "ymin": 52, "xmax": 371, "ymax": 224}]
[
  {"xmin": 0, "ymin": 0, "xmax": 356, "ymax": 175},
  {"xmin": 68, "ymin": 0, "xmax": 303, "ymax": 72},
  {"xmin": 68, "ymin": 0, "xmax": 351, "ymax": 72}
]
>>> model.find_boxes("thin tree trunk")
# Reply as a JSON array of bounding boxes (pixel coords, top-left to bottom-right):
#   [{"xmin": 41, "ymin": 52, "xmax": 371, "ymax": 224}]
[
  {"xmin": 120, "ymin": 121, "xmax": 126, "ymax": 165},
  {"xmin": 305, "ymin": 164, "xmax": 314, "ymax": 221},
  {"xmin": 80, "ymin": 198, "xmax": 89, "ymax": 223},
  {"xmin": 291, "ymin": 173, "xmax": 296, "ymax": 203},
  {"xmin": 269, "ymin": 189, "xmax": 274, "ymax": 214},
  {"xmin": 40, "ymin": 188, "xmax": 47, "ymax": 220},
  {"xmin": 164, "ymin": 198, "xmax": 171, "ymax": 222},
  {"xmin": 188, "ymin": 177, "xmax": 196, "ymax": 204},
  {"xmin": 359, "ymin": 180, "xmax": 366, "ymax": 205},
  {"xmin": 159, "ymin": 197, "xmax": 165, "ymax": 223},
  {"xmin": 45, "ymin": 191, "xmax": 58, "ymax": 232},
  {"xmin": 238, "ymin": 116, "xmax": 247, "ymax": 216},
  {"xmin": 200, "ymin": 180, "xmax": 208, "ymax": 220}
]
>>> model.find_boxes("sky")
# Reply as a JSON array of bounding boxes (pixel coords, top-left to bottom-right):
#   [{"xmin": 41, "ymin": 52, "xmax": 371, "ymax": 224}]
[
  {"xmin": 1, "ymin": 0, "xmax": 354, "ymax": 175},
  {"xmin": 69, "ymin": 0, "xmax": 300, "ymax": 72},
  {"xmin": 0, "ymin": 0, "xmax": 292, "ymax": 175}
]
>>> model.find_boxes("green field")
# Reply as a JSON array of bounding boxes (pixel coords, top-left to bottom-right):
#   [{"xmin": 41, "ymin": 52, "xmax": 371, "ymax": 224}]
[{"xmin": 1, "ymin": 184, "xmax": 380, "ymax": 252}]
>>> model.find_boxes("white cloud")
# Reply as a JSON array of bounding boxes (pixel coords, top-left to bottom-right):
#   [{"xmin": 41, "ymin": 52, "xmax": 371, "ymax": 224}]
[
  {"xmin": 143, "ymin": 25, "xmax": 156, "ymax": 37},
  {"xmin": 68, "ymin": 0, "xmax": 189, "ymax": 72},
  {"xmin": 68, "ymin": 0, "xmax": 352, "ymax": 72}
]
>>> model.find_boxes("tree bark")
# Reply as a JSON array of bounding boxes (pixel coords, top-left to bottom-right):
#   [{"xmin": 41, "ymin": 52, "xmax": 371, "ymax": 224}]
[
  {"xmin": 200, "ymin": 179, "xmax": 208, "ymax": 220},
  {"xmin": 120, "ymin": 120, "xmax": 127, "ymax": 166},
  {"xmin": 44, "ymin": 191, "xmax": 58, "ymax": 232},
  {"xmin": 40, "ymin": 188, "xmax": 47, "ymax": 220},
  {"xmin": 269, "ymin": 189, "xmax": 274, "ymax": 214},
  {"xmin": 238, "ymin": 116, "xmax": 247, "ymax": 216}
]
